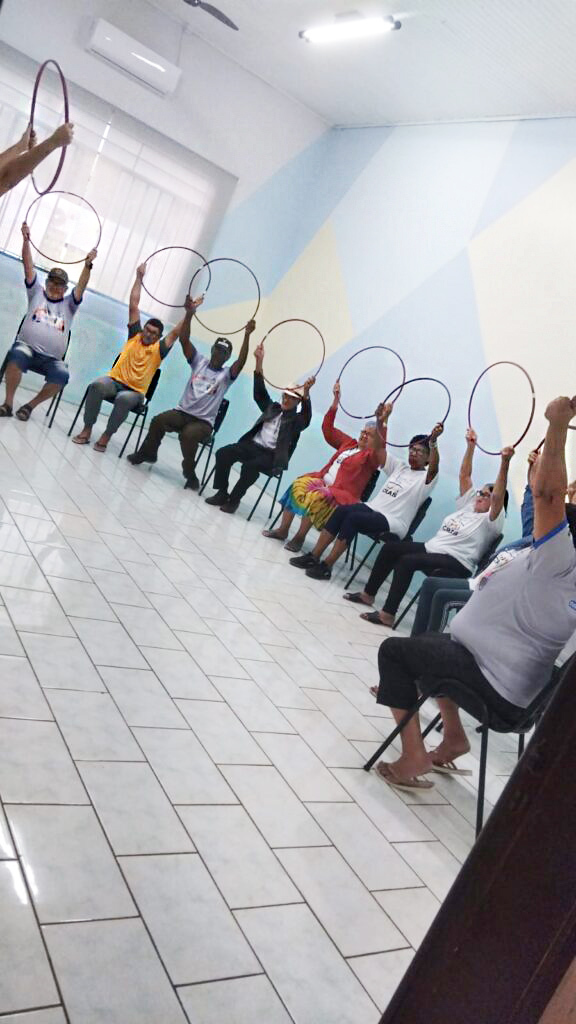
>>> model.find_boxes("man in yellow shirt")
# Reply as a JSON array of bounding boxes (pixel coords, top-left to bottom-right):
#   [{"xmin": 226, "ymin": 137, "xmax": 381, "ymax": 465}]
[{"xmin": 73, "ymin": 263, "xmax": 202, "ymax": 452}]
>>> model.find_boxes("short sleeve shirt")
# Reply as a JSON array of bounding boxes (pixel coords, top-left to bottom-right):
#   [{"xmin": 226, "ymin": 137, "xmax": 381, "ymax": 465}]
[
  {"xmin": 109, "ymin": 322, "xmax": 169, "ymax": 395},
  {"xmin": 177, "ymin": 351, "xmax": 233, "ymax": 425},
  {"xmin": 425, "ymin": 487, "xmax": 504, "ymax": 572},
  {"xmin": 367, "ymin": 452, "xmax": 436, "ymax": 538},
  {"xmin": 451, "ymin": 523, "xmax": 576, "ymax": 707},
  {"xmin": 18, "ymin": 276, "xmax": 80, "ymax": 359}
]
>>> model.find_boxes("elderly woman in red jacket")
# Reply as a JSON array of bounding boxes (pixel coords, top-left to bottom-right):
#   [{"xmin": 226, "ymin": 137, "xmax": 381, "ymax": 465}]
[{"xmin": 263, "ymin": 382, "xmax": 389, "ymax": 552}]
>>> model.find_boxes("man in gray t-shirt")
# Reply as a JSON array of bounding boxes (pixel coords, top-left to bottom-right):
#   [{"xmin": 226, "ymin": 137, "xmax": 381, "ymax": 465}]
[
  {"xmin": 0, "ymin": 222, "xmax": 96, "ymax": 421},
  {"xmin": 371, "ymin": 394, "xmax": 576, "ymax": 793},
  {"xmin": 128, "ymin": 296, "xmax": 256, "ymax": 490}
]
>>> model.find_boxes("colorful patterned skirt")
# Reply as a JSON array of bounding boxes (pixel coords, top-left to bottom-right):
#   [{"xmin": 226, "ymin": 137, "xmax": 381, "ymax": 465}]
[{"xmin": 279, "ymin": 474, "xmax": 338, "ymax": 530}]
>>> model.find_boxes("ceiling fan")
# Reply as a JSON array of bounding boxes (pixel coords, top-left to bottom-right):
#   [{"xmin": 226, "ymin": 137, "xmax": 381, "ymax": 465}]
[{"xmin": 182, "ymin": 0, "xmax": 238, "ymax": 31}]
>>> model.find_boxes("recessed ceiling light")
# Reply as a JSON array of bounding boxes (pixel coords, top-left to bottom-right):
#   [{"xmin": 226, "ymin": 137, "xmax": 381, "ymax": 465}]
[{"xmin": 299, "ymin": 13, "xmax": 401, "ymax": 45}]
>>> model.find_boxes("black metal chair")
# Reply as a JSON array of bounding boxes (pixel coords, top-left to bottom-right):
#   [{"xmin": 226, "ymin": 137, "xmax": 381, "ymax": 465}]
[
  {"xmin": 199, "ymin": 459, "xmax": 284, "ymax": 521},
  {"xmin": 363, "ymin": 654, "xmax": 573, "ymax": 838},
  {"xmin": 67, "ymin": 361, "xmax": 161, "ymax": 459},
  {"xmin": 0, "ymin": 318, "xmax": 70, "ymax": 429},
  {"xmin": 344, "ymin": 496, "xmax": 433, "ymax": 590},
  {"xmin": 193, "ymin": 398, "xmax": 229, "ymax": 486}
]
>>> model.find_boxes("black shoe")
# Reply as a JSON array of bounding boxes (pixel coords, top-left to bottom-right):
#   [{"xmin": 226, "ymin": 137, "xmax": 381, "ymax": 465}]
[
  {"xmin": 184, "ymin": 473, "xmax": 200, "ymax": 491},
  {"xmin": 306, "ymin": 560, "xmax": 332, "ymax": 580},
  {"xmin": 289, "ymin": 552, "xmax": 318, "ymax": 569},
  {"xmin": 220, "ymin": 500, "xmax": 239, "ymax": 514},
  {"xmin": 127, "ymin": 450, "xmax": 156, "ymax": 465},
  {"xmin": 205, "ymin": 490, "xmax": 229, "ymax": 507}
]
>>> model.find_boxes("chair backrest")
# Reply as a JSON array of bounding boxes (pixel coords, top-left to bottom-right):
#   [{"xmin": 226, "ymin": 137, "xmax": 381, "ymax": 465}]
[
  {"xmin": 213, "ymin": 397, "xmax": 229, "ymax": 435},
  {"xmin": 361, "ymin": 470, "xmax": 380, "ymax": 503},
  {"xmin": 476, "ymin": 533, "xmax": 503, "ymax": 575},
  {"xmin": 405, "ymin": 496, "xmax": 432, "ymax": 539},
  {"xmin": 145, "ymin": 367, "xmax": 161, "ymax": 402}
]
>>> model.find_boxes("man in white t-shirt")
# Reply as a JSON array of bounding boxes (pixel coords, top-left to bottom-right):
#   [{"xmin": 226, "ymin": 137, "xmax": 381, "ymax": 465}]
[
  {"xmin": 0, "ymin": 222, "xmax": 96, "ymax": 421},
  {"xmin": 346, "ymin": 428, "xmax": 511, "ymax": 626},
  {"xmin": 372, "ymin": 394, "xmax": 576, "ymax": 792},
  {"xmin": 290, "ymin": 402, "xmax": 442, "ymax": 581},
  {"xmin": 128, "ymin": 300, "xmax": 256, "ymax": 489}
]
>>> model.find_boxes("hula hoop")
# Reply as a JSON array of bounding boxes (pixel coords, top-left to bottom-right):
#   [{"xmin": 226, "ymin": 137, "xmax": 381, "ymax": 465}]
[
  {"xmin": 383, "ymin": 376, "xmax": 452, "ymax": 448},
  {"xmin": 25, "ymin": 191, "xmax": 102, "ymax": 264},
  {"xmin": 467, "ymin": 361, "xmax": 536, "ymax": 456},
  {"xmin": 189, "ymin": 257, "xmax": 261, "ymax": 335},
  {"xmin": 259, "ymin": 319, "xmax": 326, "ymax": 391},
  {"xmin": 337, "ymin": 346, "xmax": 406, "ymax": 419},
  {"xmin": 29, "ymin": 60, "xmax": 70, "ymax": 196},
  {"xmin": 140, "ymin": 246, "xmax": 211, "ymax": 310}
]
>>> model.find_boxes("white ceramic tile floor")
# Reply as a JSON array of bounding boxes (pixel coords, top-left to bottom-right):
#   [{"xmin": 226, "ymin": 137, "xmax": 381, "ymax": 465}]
[{"xmin": 0, "ymin": 409, "xmax": 510, "ymax": 1021}]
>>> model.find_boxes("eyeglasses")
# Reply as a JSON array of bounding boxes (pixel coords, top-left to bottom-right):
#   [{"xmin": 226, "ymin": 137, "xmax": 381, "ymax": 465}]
[{"xmin": 475, "ymin": 489, "xmax": 492, "ymax": 498}]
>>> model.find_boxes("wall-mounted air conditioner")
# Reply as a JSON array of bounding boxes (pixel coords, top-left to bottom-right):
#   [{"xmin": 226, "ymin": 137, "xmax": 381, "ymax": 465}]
[{"xmin": 86, "ymin": 19, "xmax": 182, "ymax": 96}]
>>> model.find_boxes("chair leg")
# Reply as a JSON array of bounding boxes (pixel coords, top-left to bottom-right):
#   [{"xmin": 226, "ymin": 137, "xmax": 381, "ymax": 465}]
[
  {"xmin": 363, "ymin": 693, "xmax": 430, "ymax": 772},
  {"xmin": 67, "ymin": 389, "xmax": 88, "ymax": 437},
  {"xmin": 394, "ymin": 586, "xmax": 422, "ymax": 629},
  {"xmin": 421, "ymin": 712, "xmax": 442, "ymax": 740},
  {"xmin": 200, "ymin": 441, "xmax": 215, "ymax": 486},
  {"xmin": 47, "ymin": 390, "xmax": 63, "ymax": 429},
  {"xmin": 517, "ymin": 733, "xmax": 525, "ymax": 758},
  {"xmin": 45, "ymin": 394, "xmax": 56, "ymax": 418},
  {"xmin": 0, "ymin": 354, "xmax": 8, "ymax": 385},
  {"xmin": 475, "ymin": 723, "xmax": 490, "ymax": 838},
  {"xmin": 345, "ymin": 539, "xmax": 378, "ymax": 590},
  {"xmin": 119, "ymin": 408, "xmax": 143, "ymax": 459},
  {"xmin": 247, "ymin": 475, "xmax": 273, "ymax": 522},
  {"xmin": 268, "ymin": 473, "xmax": 282, "ymax": 518},
  {"xmin": 199, "ymin": 465, "xmax": 216, "ymax": 496}
]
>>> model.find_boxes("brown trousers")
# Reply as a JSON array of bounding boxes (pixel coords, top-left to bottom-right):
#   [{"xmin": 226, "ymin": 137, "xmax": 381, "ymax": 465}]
[{"xmin": 138, "ymin": 408, "xmax": 211, "ymax": 480}]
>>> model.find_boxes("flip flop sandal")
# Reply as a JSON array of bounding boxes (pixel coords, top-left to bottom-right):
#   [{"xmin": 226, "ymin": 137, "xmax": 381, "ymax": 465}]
[
  {"xmin": 284, "ymin": 538, "xmax": 304, "ymax": 552},
  {"xmin": 360, "ymin": 611, "xmax": 394, "ymax": 627},
  {"xmin": 343, "ymin": 592, "xmax": 372, "ymax": 605},
  {"xmin": 0, "ymin": 403, "xmax": 13, "ymax": 417},
  {"xmin": 93, "ymin": 442, "xmax": 108, "ymax": 452},
  {"xmin": 376, "ymin": 762, "xmax": 434, "ymax": 791},
  {"xmin": 261, "ymin": 530, "xmax": 287, "ymax": 541},
  {"xmin": 431, "ymin": 760, "xmax": 473, "ymax": 777},
  {"xmin": 15, "ymin": 404, "xmax": 33, "ymax": 421},
  {"xmin": 72, "ymin": 435, "xmax": 91, "ymax": 445}
]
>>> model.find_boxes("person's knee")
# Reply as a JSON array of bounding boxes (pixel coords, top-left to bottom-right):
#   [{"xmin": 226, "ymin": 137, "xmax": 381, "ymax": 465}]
[
  {"xmin": 46, "ymin": 362, "xmax": 69, "ymax": 388},
  {"xmin": 7, "ymin": 343, "xmax": 32, "ymax": 374}
]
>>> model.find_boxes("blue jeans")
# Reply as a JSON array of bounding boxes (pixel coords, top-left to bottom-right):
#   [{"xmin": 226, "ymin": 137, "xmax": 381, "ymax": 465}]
[
  {"xmin": 411, "ymin": 576, "xmax": 472, "ymax": 636},
  {"xmin": 9, "ymin": 341, "xmax": 69, "ymax": 387}
]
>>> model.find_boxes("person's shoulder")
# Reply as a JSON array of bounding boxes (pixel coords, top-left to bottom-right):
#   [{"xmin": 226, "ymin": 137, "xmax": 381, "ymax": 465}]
[{"xmin": 529, "ymin": 522, "xmax": 576, "ymax": 576}]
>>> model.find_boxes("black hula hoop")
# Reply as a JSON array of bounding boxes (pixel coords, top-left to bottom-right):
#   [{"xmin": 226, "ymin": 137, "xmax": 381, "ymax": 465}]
[
  {"xmin": 259, "ymin": 319, "xmax": 326, "ymax": 391},
  {"xmin": 140, "ymin": 246, "xmax": 212, "ymax": 310},
  {"xmin": 337, "ymin": 345, "xmax": 407, "ymax": 419},
  {"xmin": 26, "ymin": 191, "xmax": 102, "ymax": 264},
  {"xmin": 467, "ymin": 361, "xmax": 536, "ymax": 456},
  {"xmin": 189, "ymin": 257, "xmax": 261, "ymax": 335},
  {"xmin": 383, "ymin": 376, "xmax": 452, "ymax": 448},
  {"xmin": 29, "ymin": 60, "xmax": 70, "ymax": 196}
]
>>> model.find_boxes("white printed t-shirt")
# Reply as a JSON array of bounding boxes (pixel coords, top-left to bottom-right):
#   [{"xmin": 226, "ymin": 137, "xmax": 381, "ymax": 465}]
[
  {"xmin": 323, "ymin": 447, "xmax": 360, "ymax": 487},
  {"xmin": 425, "ymin": 488, "xmax": 504, "ymax": 573},
  {"xmin": 367, "ymin": 451, "xmax": 436, "ymax": 538},
  {"xmin": 177, "ymin": 352, "xmax": 232, "ymax": 426},
  {"xmin": 451, "ymin": 522, "xmax": 576, "ymax": 707},
  {"xmin": 254, "ymin": 413, "xmax": 282, "ymax": 450},
  {"xmin": 18, "ymin": 277, "xmax": 80, "ymax": 359}
]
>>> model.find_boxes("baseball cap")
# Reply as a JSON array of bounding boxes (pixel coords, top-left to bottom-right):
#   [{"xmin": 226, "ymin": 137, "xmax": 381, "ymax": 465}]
[
  {"xmin": 213, "ymin": 337, "xmax": 232, "ymax": 353},
  {"xmin": 47, "ymin": 267, "xmax": 69, "ymax": 286}
]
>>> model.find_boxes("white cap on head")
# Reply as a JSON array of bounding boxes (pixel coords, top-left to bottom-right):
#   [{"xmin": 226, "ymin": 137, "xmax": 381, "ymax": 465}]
[{"xmin": 282, "ymin": 385, "xmax": 304, "ymax": 401}]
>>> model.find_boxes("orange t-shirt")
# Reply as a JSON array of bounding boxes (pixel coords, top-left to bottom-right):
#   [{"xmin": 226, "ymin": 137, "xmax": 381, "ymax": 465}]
[{"xmin": 109, "ymin": 322, "xmax": 166, "ymax": 394}]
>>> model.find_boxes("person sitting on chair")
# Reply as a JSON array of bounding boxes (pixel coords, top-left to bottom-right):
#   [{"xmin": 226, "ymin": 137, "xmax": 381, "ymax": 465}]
[
  {"xmin": 0, "ymin": 123, "xmax": 73, "ymax": 197},
  {"xmin": 128, "ymin": 304, "xmax": 255, "ymax": 489},
  {"xmin": 73, "ymin": 267, "xmax": 202, "ymax": 452},
  {"xmin": 290, "ymin": 403, "xmax": 442, "ymax": 580},
  {"xmin": 346, "ymin": 428, "xmax": 511, "ymax": 627},
  {"xmin": 0, "ymin": 222, "xmax": 96, "ymax": 421},
  {"xmin": 372, "ymin": 394, "xmax": 576, "ymax": 792},
  {"xmin": 205, "ymin": 342, "xmax": 315, "ymax": 515},
  {"xmin": 262, "ymin": 381, "xmax": 388, "ymax": 551}
]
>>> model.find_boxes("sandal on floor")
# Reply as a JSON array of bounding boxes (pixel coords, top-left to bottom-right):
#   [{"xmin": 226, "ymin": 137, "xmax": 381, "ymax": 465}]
[
  {"xmin": 360, "ymin": 611, "xmax": 394, "ymax": 627},
  {"xmin": 375, "ymin": 761, "xmax": 434, "ymax": 791},
  {"xmin": 284, "ymin": 538, "xmax": 303, "ymax": 552},
  {"xmin": 72, "ymin": 435, "xmax": 90, "ymax": 445},
  {"xmin": 0, "ymin": 403, "xmax": 13, "ymax": 417},
  {"xmin": 262, "ymin": 530, "xmax": 287, "ymax": 540},
  {"xmin": 344, "ymin": 592, "xmax": 372, "ymax": 605},
  {"xmin": 370, "ymin": 685, "xmax": 379, "ymax": 697},
  {"xmin": 15, "ymin": 404, "xmax": 33, "ymax": 421},
  {"xmin": 430, "ymin": 759, "xmax": 473, "ymax": 777},
  {"xmin": 93, "ymin": 441, "xmax": 108, "ymax": 452}
]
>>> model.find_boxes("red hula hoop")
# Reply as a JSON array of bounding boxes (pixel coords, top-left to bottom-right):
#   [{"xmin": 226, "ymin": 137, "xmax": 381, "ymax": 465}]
[
  {"xmin": 189, "ymin": 257, "xmax": 261, "ymax": 335},
  {"xmin": 383, "ymin": 376, "xmax": 452, "ymax": 448},
  {"xmin": 467, "ymin": 361, "xmax": 536, "ymax": 456},
  {"xmin": 259, "ymin": 319, "xmax": 326, "ymax": 391},
  {"xmin": 29, "ymin": 60, "xmax": 70, "ymax": 196},
  {"xmin": 140, "ymin": 246, "xmax": 212, "ymax": 309},
  {"xmin": 26, "ymin": 191, "xmax": 102, "ymax": 264},
  {"xmin": 337, "ymin": 346, "xmax": 406, "ymax": 419}
]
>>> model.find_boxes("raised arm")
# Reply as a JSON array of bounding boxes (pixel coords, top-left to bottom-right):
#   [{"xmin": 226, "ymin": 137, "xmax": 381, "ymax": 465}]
[
  {"xmin": 171, "ymin": 293, "xmax": 203, "ymax": 358},
  {"xmin": 0, "ymin": 127, "xmax": 34, "ymax": 174},
  {"xmin": 73, "ymin": 248, "xmax": 97, "ymax": 303},
  {"xmin": 489, "ymin": 447, "xmax": 514, "ymax": 520},
  {"xmin": 253, "ymin": 342, "xmax": 272, "ymax": 411},
  {"xmin": 459, "ymin": 428, "xmax": 476, "ymax": 495},
  {"xmin": 296, "ymin": 377, "xmax": 315, "ymax": 429},
  {"xmin": 371, "ymin": 401, "xmax": 393, "ymax": 467},
  {"xmin": 21, "ymin": 222, "xmax": 35, "ymax": 285},
  {"xmin": 531, "ymin": 396, "xmax": 576, "ymax": 541},
  {"xmin": 426, "ymin": 423, "xmax": 443, "ymax": 484},
  {"xmin": 230, "ymin": 319, "xmax": 256, "ymax": 380},
  {"xmin": 0, "ymin": 123, "xmax": 73, "ymax": 195},
  {"xmin": 322, "ymin": 381, "xmax": 354, "ymax": 449},
  {"xmin": 129, "ymin": 263, "xmax": 146, "ymax": 326}
]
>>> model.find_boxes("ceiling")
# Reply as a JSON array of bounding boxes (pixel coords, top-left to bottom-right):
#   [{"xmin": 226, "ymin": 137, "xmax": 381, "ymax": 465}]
[{"xmin": 151, "ymin": 0, "xmax": 576, "ymax": 127}]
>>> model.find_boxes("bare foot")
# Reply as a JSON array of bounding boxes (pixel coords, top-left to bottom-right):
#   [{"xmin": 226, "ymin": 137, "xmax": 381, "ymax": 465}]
[
  {"xmin": 386, "ymin": 751, "xmax": 434, "ymax": 778},
  {"xmin": 72, "ymin": 428, "xmax": 91, "ymax": 445},
  {"xmin": 262, "ymin": 529, "xmax": 288, "ymax": 540},
  {"xmin": 93, "ymin": 433, "xmax": 109, "ymax": 452},
  {"xmin": 376, "ymin": 761, "xmax": 434, "ymax": 790},
  {"xmin": 429, "ymin": 737, "xmax": 470, "ymax": 767},
  {"xmin": 378, "ymin": 611, "xmax": 395, "ymax": 627}
]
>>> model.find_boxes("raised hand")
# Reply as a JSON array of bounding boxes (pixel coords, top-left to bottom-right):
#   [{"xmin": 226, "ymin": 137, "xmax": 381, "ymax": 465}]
[
  {"xmin": 21, "ymin": 126, "xmax": 36, "ymax": 150},
  {"xmin": 527, "ymin": 450, "xmax": 539, "ymax": 465},
  {"xmin": 21, "ymin": 222, "xmax": 30, "ymax": 241},
  {"xmin": 254, "ymin": 342, "xmax": 264, "ymax": 363},
  {"xmin": 184, "ymin": 293, "xmax": 203, "ymax": 312},
  {"xmin": 544, "ymin": 396, "xmax": 576, "ymax": 427},
  {"xmin": 429, "ymin": 421, "xmax": 444, "ymax": 441},
  {"xmin": 333, "ymin": 380, "xmax": 341, "ymax": 400},
  {"xmin": 376, "ymin": 401, "xmax": 393, "ymax": 424},
  {"xmin": 136, "ymin": 262, "xmax": 147, "ymax": 280},
  {"xmin": 466, "ymin": 427, "xmax": 477, "ymax": 445},
  {"xmin": 245, "ymin": 319, "xmax": 256, "ymax": 335},
  {"xmin": 51, "ymin": 123, "xmax": 74, "ymax": 148},
  {"xmin": 501, "ymin": 446, "xmax": 515, "ymax": 462},
  {"xmin": 302, "ymin": 376, "xmax": 316, "ymax": 396},
  {"xmin": 85, "ymin": 248, "xmax": 97, "ymax": 264}
]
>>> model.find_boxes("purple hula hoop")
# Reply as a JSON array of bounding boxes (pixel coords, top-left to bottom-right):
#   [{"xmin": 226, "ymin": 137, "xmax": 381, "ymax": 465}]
[
  {"xmin": 26, "ymin": 191, "xmax": 102, "ymax": 264},
  {"xmin": 337, "ymin": 346, "xmax": 406, "ymax": 419},
  {"xmin": 140, "ymin": 246, "xmax": 212, "ymax": 309},
  {"xmin": 189, "ymin": 257, "xmax": 260, "ymax": 336},
  {"xmin": 260, "ymin": 319, "xmax": 326, "ymax": 391},
  {"xmin": 383, "ymin": 376, "xmax": 452, "ymax": 448},
  {"xmin": 467, "ymin": 361, "xmax": 536, "ymax": 456},
  {"xmin": 29, "ymin": 60, "xmax": 70, "ymax": 196}
]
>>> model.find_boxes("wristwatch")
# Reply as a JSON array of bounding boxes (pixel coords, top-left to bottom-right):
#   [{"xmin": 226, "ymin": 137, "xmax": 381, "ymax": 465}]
[{"xmin": 85, "ymin": 261, "xmax": 93, "ymax": 269}]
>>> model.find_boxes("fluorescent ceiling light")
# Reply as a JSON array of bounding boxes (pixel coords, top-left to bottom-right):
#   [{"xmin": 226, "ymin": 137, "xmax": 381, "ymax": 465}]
[{"xmin": 300, "ymin": 14, "xmax": 401, "ymax": 44}]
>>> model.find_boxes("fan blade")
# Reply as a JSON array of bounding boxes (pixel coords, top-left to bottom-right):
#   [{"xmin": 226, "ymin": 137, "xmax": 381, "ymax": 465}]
[{"xmin": 198, "ymin": 1, "xmax": 238, "ymax": 30}]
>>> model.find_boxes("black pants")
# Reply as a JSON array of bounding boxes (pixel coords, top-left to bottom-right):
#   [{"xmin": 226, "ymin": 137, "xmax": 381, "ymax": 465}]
[
  {"xmin": 377, "ymin": 633, "xmax": 523, "ymax": 723},
  {"xmin": 365, "ymin": 541, "xmax": 470, "ymax": 614},
  {"xmin": 137, "ymin": 409, "xmax": 212, "ymax": 480},
  {"xmin": 214, "ymin": 439, "xmax": 275, "ymax": 502},
  {"xmin": 324, "ymin": 502, "xmax": 390, "ymax": 544}
]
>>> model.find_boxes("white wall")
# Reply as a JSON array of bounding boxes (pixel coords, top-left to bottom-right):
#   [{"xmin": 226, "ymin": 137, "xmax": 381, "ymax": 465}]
[{"xmin": 0, "ymin": 0, "xmax": 327, "ymax": 206}]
